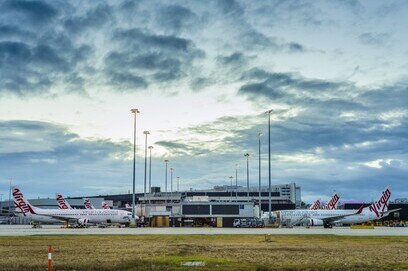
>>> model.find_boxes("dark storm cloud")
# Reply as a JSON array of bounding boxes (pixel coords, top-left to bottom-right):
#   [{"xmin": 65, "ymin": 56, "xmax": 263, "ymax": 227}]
[
  {"xmin": 238, "ymin": 68, "xmax": 351, "ymax": 107},
  {"xmin": 113, "ymin": 28, "xmax": 195, "ymax": 51},
  {"xmin": 0, "ymin": 24, "xmax": 34, "ymax": 39},
  {"xmin": 156, "ymin": 4, "xmax": 197, "ymax": 33},
  {"xmin": 104, "ymin": 27, "xmax": 204, "ymax": 89},
  {"xmin": 64, "ymin": 4, "xmax": 112, "ymax": 34},
  {"xmin": 0, "ymin": 39, "xmax": 90, "ymax": 96},
  {"xmin": 108, "ymin": 72, "xmax": 148, "ymax": 90},
  {"xmin": 216, "ymin": 0, "xmax": 244, "ymax": 16},
  {"xmin": 2, "ymin": 0, "xmax": 58, "ymax": 24}
]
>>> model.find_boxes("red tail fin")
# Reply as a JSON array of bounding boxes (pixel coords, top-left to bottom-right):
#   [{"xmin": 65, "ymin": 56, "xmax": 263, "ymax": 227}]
[
  {"xmin": 12, "ymin": 186, "xmax": 36, "ymax": 216},
  {"xmin": 56, "ymin": 193, "xmax": 72, "ymax": 209},
  {"xmin": 102, "ymin": 201, "xmax": 110, "ymax": 209},
  {"xmin": 325, "ymin": 192, "xmax": 340, "ymax": 210},
  {"xmin": 84, "ymin": 198, "xmax": 94, "ymax": 209},
  {"xmin": 368, "ymin": 187, "xmax": 391, "ymax": 218},
  {"xmin": 309, "ymin": 199, "xmax": 320, "ymax": 210}
]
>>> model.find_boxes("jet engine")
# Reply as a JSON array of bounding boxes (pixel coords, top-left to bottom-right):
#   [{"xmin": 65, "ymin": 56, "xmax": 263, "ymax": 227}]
[
  {"xmin": 78, "ymin": 218, "xmax": 89, "ymax": 226},
  {"xmin": 308, "ymin": 218, "xmax": 324, "ymax": 226}
]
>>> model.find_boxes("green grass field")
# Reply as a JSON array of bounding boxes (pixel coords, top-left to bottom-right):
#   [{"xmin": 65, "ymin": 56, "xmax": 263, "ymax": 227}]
[{"xmin": 0, "ymin": 235, "xmax": 407, "ymax": 270}]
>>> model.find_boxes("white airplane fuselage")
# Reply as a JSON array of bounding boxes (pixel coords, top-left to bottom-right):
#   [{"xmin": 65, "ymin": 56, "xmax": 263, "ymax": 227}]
[
  {"xmin": 15, "ymin": 211, "xmax": 62, "ymax": 224},
  {"xmin": 275, "ymin": 209, "xmax": 379, "ymax": 226},
  {"xmin": 33, "ymin": 208, "xmax": 133, "ymax": 224}
]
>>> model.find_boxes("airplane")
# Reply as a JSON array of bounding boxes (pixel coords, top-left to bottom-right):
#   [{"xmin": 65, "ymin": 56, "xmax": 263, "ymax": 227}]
[
  {"xmin": 263, "ymin": 187, "xmax": 400, "ymax": 228},
  {"xmin": 13, "ymin": 186, "xmax": 135, "ymax": 226},
  {"xmin": 84, "ymin": 198, "xmax": 95, "ymax": 210},
  {"xmin": 56, "ymin": 193, "xmax": 73, "ymax": 210},
  {"xmin": 102, "ymin": 201, "xmax": 110, "ymax": 209},
  {"xmin": 309, "ymin": 192, "xmax": 340, "ymax": 210}
]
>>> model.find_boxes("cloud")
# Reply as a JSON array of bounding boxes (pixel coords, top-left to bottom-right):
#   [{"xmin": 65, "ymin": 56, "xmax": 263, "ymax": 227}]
[
  {"xmin": 288, "ymin": 42, "xmax": 305, "ymax": 53},
  {"xmin": 2, "ymin": 0, "xmax": 58, "ymax": 24},
  {"xmin": 0, "ymin": 24, "xmax": 34, "ymax": 39},
  {"xmin": 156, "ymin": 5, "xmax": 198, "ymax": 33},
  {"xmin": 217, "ymin": 52, "xmax": 247, "ymax": 66},
  {"xmin": 0, "ymin": 120, "xmax": 135, "ymax": 197},
  {"xmin": 104, "ymin": 27, "xmax": 204, "ymax": 90},
  {"xmin": 0, "ymin": 39, "xmax": 90, "ymax": 96},
  {"xmin": 238, "ymin": 68, "xmax": 354, "ymax": 109},
  {"xmin": 359, "ymin": 32, "xmax": 390, "ymax": 46},
  {"xmin": 64, "ymin": 4, "xmax": 112, "ymax": 34}
]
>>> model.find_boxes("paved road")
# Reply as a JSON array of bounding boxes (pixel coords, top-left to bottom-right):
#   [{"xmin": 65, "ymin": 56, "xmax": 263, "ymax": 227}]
[{"xmin": 0, "ymin": 225, "xmax": 407, "ymax": 236}]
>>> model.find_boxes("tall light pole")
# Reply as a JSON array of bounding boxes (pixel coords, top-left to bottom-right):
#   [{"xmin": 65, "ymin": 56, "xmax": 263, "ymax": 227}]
[
  {"xmin": 177, "ymin": 177, "xmax": 180, "ymax": 192},
  {"xmin": 143, "ymin": 131, "xmax": 150, "ymax": 201},
  {"xmin": 235, "ymin": 164, "xmax": 238, "ymax": 199},
  {"xmin": 164, "ymin": 160, "xmax": 169, "ymax": 204},
  {"xmin": 130, "ymin": 108, "xmax": 140, "ymax": 223},
  {"xmin": 258, "ymin": 132, "xmax": 262, "ymax": 217},
  {"xmin": 244, "ymin": 153, "xmax": 250, "ymax": 202},
  {"xmin": 170, "ymin": 168, "xmax": 174, "ymax": 202},
  {"xmin": 229, "ymin": 176, "xmax": 233, "ymax": 202},
  {"xmin": 267, "ymin": 109, "xmax": 273, "ymax": 222},
  {"xmin": 148, "ymin": 146, "xmax": 153, "ymax": 195}
]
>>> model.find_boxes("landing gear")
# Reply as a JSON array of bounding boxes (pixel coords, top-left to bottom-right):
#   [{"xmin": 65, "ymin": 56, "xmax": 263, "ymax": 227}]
[{"xmin": 323, "ymin": 223, "xmax": 333, "ymax": 229}]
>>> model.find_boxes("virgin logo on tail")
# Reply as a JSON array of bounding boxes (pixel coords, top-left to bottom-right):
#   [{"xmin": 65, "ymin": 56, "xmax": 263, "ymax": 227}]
[
  {"xmin": 13, "ymin": 187, "xmax": 34, "ymax": 216},
  {"xmin": 56, "ymin": 193, "xmax": 71, "ymax": 209},
  {"xmin": 84, "ymin": 198, "xmax": 94, "ymax": 210},
  {"xmin": 325, "ymin": 193, "xmax": 340, "ymax": 210},
  {"xmin": 309, "ymin": 199, "xmax": 320, "ymax": 210},
  {"xmin": 102, "ymin": 201, "xmax": 110, "ymax": 209},
  {"xmin": 369, "ymin": 187, "xmax": 391, "ymax": 218}
]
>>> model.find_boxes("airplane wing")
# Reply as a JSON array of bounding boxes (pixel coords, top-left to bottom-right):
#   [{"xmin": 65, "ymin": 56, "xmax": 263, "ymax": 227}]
[
  {"xmin": 30, "ymin": 212, "xmax": 77, "ymax": 222},
  {"xmin": 382, "ymin": 208, "xmax": 402, "ymax": 217},
  {"xmin": 320, "ymin": 205, "xmax": 364, "ymax": 224}
]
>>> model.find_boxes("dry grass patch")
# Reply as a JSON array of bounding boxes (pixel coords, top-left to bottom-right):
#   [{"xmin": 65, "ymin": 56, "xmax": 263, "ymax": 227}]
[{"xmin": 0, "ymin": 235, "xmax": 407, "ymax": 270}]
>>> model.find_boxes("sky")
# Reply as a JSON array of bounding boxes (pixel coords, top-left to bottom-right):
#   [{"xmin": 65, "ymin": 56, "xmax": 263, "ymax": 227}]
[{"xmin": 0, "ymin": 0, "xmax": 407, "ymax": 202}]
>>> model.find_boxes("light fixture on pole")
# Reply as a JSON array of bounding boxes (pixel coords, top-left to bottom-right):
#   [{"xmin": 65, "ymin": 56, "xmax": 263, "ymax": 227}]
[
  {"xmin": 267, "ymin": 109, "xmax": 273, "ymax": 222},
  {"xmin": 164, "ymin": 159, "xmax": 169, "ymax": 204},
  {"xmin": 130, "ymin": 108, "xmax": 140, "ymax": 224},
  {"xmin": 244, "ymin": 153, "xmax": 250, "ymax": 202},
  {"xmin": 143, "ymin": 131, "xmax": 150, "ymax": 202},
  {"xmin": 229, "ymin": 176, "xmax": 233, "ymax": 202},
  {"xmin": 258, "ymin": 132, "xmax": 262, "ymax": 218}
]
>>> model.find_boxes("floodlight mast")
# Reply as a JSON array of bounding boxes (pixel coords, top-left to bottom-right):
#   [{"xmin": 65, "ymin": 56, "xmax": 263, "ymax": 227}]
[
  {"xmin": 143, "ymin": 131, "xmax": 150, "ymax": 201},
  {"xmin": 267, "ymin": 109, "xmax": 273, "ymax": 222},
  {"xmin": 131, "ymin": 108, "xmax": 140, "ymax": 224},
  {"xmin": 258, "ymin": 132, "xmax": 262, "ymax": 218},
  {"xmin": 244, "ymin": 153, "xmax": 250, "ymax": 202}
]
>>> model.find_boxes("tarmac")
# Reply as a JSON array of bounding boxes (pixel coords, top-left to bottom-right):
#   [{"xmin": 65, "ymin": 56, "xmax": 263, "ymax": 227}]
[{"xmin": 0, "ymin": 225, "xmax": 407, "ymax": 236}]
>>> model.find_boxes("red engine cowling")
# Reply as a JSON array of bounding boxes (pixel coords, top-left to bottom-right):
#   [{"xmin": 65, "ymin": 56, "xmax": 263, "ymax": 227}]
[{"xmin": 308, "ymin": 219, "xmax": 324, "ymax": 226}]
